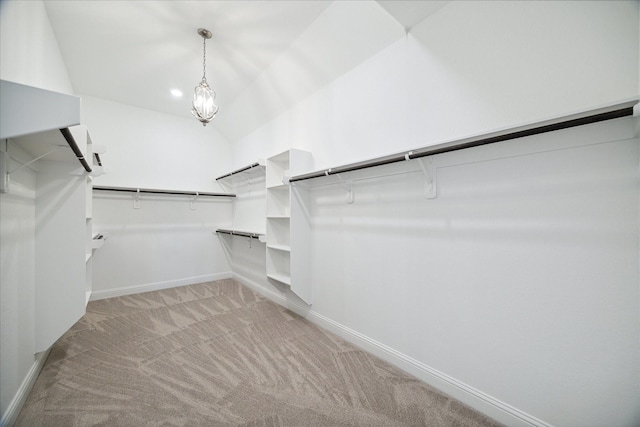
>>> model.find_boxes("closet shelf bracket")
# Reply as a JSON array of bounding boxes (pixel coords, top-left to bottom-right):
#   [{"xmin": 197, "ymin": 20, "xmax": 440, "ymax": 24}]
[
  {"xmin": 190, "ymin": 192, "xmax": 199, "ymax": 210},
  {"xmin": 335, "ymin": 173, "xmax": 354, "ymax": 204},
  {"xmin": 133, "ymin": 188, "xmax": 141, "ymax": 209},
  {"xmin": 6, "ymin": 145, "xmax": 67, "ymax": 176},
  {"xmin": 417, "ymin": 157, "xmax": 437, "ymax": 199}
]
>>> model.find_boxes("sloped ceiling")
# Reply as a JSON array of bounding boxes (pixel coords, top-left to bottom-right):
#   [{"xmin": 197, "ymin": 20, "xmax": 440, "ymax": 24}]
[{"xmin": 43, "ymin": 0, "xmax": 449, "ymax": 143}]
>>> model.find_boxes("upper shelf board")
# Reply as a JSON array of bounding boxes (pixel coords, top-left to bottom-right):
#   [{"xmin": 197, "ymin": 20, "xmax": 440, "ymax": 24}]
[{"xmin": 1, "ymin": 80, "xmax": 81, "ymax": 140}]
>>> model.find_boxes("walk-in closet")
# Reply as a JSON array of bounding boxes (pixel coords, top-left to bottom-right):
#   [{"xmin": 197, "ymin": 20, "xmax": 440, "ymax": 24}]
[{"xmin": 1, "ymin": 1, "xmax": 639, "ymax": 426}]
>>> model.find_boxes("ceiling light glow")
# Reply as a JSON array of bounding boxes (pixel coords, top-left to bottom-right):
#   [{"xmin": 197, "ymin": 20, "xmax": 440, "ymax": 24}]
[{"xmin": 170, "ymin": 89, "xmax": 183, "ymax": 97}]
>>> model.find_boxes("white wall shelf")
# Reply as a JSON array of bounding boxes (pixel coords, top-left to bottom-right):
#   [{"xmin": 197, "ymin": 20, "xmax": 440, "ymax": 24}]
[
  {"xmin": 266, "ymin": 273, "xmax": 291, "ymax": 287},
  {"xmin": 0, "ymin": 80, "xmax": 81, "ymax": 141},
  {"xmin": 215, "ymin": 228, "xmax": 265, "ymax": 242},
  {"xmin": 215, "ymin": 161, "xmax": 265, "ymax": 191},
  {"xmin": 267, "ymin": 243, "xmax": 291, "ymax": 252},
  {"xmin": 214, "ymin": 161, "xmax": 266, "ymax": 247}
]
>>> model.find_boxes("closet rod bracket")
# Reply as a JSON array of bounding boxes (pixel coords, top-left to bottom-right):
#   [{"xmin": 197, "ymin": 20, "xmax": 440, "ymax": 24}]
[
  {"xmin": 417, "ymin": 158, "xmax": 437, "ymax": 199},
  {"xmin": 190, "ymin": 192, "xmax": 199, "ymax": 210},
  {"xmin": 133, "ymin": 188, "xmax": 141, "ymax": 209},
  {"xmin": 335, "ymin": 173, "xmax": 354, "ymax": 204}
]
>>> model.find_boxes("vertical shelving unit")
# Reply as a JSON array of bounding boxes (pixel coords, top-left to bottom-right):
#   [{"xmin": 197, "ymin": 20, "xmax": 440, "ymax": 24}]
[
  {"xmin": 265, "ymin": 149, "xmax": 312, "ymax": 303},
  {"xmin": 85, "ymin": 159, "xmax": 94, "ymax": 306},
  {"xmin": 21, "ymin": 125, "xmax": 91, "ymax": 352},
  {"xmin": 69, "ymin": 125, "xmax": 95, "ymax": 306},
  {"xmin": 1, "ymin": 81, "xmax": 106, "ymax": 353}
]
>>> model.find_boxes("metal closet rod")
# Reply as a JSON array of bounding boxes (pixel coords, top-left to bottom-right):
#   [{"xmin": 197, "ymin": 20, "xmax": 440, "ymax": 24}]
[
  {"xmin": 94, "ymin": 153, "xmax": 102, "ymax": 166},
  {"xmin": 59, "ymin": 128, "xmax": 92, "ymax": 173},
  {"xmin": 215, "ymin": 162, "xmax": 261, "ymax": 181},
  {"xmin": 93, "ymin": 185, "xmax": 236, "ymax": 197},
  {"xmin": 289, "ymin": 102, "xmax": 636, "ymax": 183},
  {"xmin": 215, "ymin": 229, "xmax": 263, "ymax": 239}
]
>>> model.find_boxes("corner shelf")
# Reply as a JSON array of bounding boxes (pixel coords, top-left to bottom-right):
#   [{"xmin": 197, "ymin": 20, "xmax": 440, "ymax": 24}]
[
  {"xmin": 266, "ymin": 243, "xmax": 291, "ymax": 252},
  {"xmin": 267, "ymin": 273, "xmax": 291, "ymax": 286}
]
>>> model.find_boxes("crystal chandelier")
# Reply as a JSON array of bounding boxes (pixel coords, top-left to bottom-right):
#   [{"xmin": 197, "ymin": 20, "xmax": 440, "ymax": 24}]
[{"xmin": 191, "ymin": 28, "xmax": 218, "ymax": 126}]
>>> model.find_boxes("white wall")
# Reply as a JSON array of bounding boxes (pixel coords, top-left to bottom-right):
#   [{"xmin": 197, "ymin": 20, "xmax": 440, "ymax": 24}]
[
  {"xmin": 305, "ymin": 117, "xmax": 639, "ymax": 427},
  {"xmin": 80, "ymin": 95, "xmax": 236, "ymax": 298},
  {"xmin": 80, "ymin": 95, "xmax": 232, "ymax": 192},
  {"xmin": 406, "ymin": 0, "xmax": 638, "ymax": 148},
  {"xmin": 229, "ymin": 1, "xmax": 640, "ymax": 426},
  {"xmin": 0, "ymin": 0, "xmax": 73, "ymax": 94},
  {"xmin": 233, "ymin": 0, "xmax": 638, "ymax": 168},
  {"xmin": 91, "ymin": 193, "xmax": 232, "ymax": 299},
  {"xmin": 217, "ymin": 0, "xmax": 405, "ymax": 143},
  {"xmin": 0, "ymin": 0, "xmax": 74, "ymax": 420}
]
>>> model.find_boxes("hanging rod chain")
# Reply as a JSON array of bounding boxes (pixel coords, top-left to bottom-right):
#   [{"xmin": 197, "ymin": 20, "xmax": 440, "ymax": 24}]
[{"xmin": 201, "ymin": 36, "xmax": 207, "ymax": 83}]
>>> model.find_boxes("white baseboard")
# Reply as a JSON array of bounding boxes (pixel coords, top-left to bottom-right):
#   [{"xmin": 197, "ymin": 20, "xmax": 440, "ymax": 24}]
[
  {"xmin": 1, "ymin": 349, "xmax": 50, "ymax": 427},
  {"xmin": 232, "ymin": 273, "xmax": 552, "ymax": 427},
  {"xmin": 90, "ymin": 272, "xmax": 232, "ymax": 301}
]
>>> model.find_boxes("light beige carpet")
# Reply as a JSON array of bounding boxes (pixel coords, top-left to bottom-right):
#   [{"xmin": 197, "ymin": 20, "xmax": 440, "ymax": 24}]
[{"xmin": 16, "ymin": 279, "xmax": 502, "ymax": 426}]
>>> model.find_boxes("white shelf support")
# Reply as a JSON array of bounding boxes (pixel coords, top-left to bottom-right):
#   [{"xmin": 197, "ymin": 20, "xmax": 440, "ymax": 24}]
[
  {"xmin": 417, "ymin": 157, "xmax": 437, "ymax": 199},
  {"xmin": 7, "ymin": 145, "xmax": 67, "ymax": 175},
  {"xmin": 190, "ymin": 192, "xmax": 199, "ymax": 210},
  {"xmin": 335, "ymin": 173, "xmax": 354, "ymax": 204},
  {"xmin": 133, "ymin": 188, "xmax": 141, "ymax": 209},
  {"xmin": 91, "ymin": 233, "xmax": 107, "ymax": 249},
  {"xmin": 89, "ymin": 165, "xmax": 105, "ymax": 177}
]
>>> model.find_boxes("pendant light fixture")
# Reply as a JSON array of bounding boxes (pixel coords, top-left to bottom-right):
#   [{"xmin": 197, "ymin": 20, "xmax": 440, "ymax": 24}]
[{"xmin": 191, "ymin": 28, "xmax": 218, "ymax": 126}]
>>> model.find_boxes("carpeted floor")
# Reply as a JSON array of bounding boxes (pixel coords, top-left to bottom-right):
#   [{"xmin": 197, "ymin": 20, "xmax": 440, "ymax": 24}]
[{"xmin": 16, "ymin": 279, "xmax": 502, "ymax": 426}]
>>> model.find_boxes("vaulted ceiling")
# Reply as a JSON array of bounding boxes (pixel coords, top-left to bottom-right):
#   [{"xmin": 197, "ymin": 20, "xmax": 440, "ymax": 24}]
[{"xmin": 43, "ymin": 0, "xmax": 448, "ymax": 142}]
